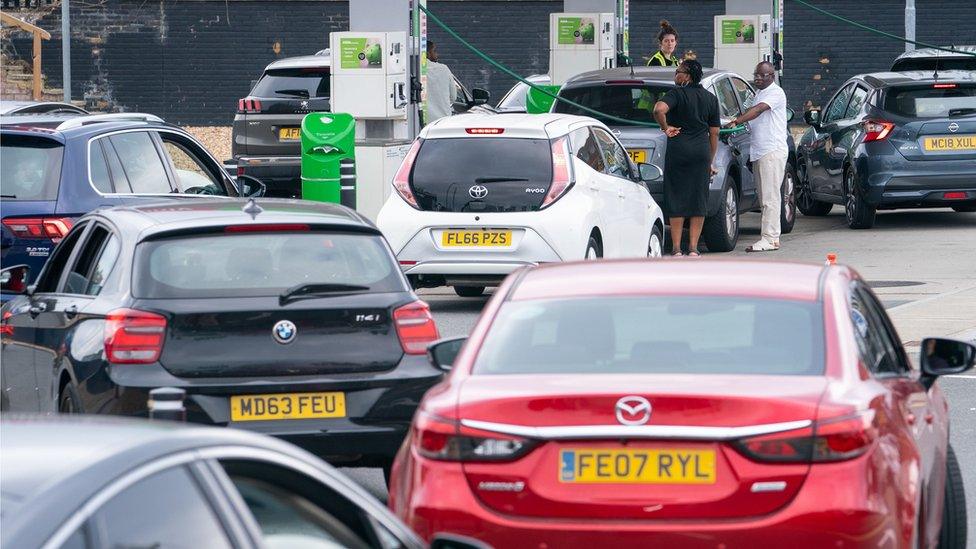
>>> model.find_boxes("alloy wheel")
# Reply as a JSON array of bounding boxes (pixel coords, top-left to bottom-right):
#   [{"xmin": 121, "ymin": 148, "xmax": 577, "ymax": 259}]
[
  {"xmin": 647, "ymin": 231, "xmax": 663, "ymax": 258},
  {"xmin": 796, "ymin": 163, "xmax": 814, "ymax": 211},
  {"xmin": 724, "ymin": 186, "xmax": 738, "ymax": 239},
  {"xmin": 845, "ymin": 172, "xmax": 857, "ymax": 223},
  {"xmin": 782, "ymin": 170, "xmax": 796, "ymax": 225}
]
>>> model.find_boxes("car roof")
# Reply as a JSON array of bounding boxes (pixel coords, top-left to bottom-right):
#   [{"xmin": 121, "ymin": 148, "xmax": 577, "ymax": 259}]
[
  {"xmin": 510, "ymin": 259, "xmax": 827, "ymax": 302},
  {"xmin": 265, "ymin": 52, "xmax": 331, "ymax": 71},
  {"xmin": 0, "ymin": 113, "xmax": 182, "ymax": 141},
  {"xmin": 0, "ymin": 100, "xmax": 87, "ymax": 115},
  {"xmin": 893, "ymin": 45, "xmax": 976, "ymax": 60},
  {"xmin": 859, "ymin": 70, "xmax": 976, "ymax": 87},
  {"xmin": 422, "ymin": 111, "xmax": 595, "ymax": 139},
  {"xmin": 563, "ymin": 66, "xmax": 730, "ymax": 87}
]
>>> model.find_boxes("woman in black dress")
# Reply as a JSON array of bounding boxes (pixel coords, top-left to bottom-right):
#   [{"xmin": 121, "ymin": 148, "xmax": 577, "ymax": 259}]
[{"xmin": 652, "ymin": 60, "xmax": 720, "ymax": 256}]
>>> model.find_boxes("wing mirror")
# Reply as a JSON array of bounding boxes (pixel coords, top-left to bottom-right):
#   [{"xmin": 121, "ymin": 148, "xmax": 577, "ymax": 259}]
[
  {"xmin": 919, "ymin": 337, "xmax": 976, "ymax": 389},
  {"xmin": 469, "ymin": 88, "xmax": 491, "ymax": 107},
  {"xmin": 235, "ymin": 174, "xmax": 267, "ymax": 198},
  {"xmin": 637, "ymin": 162, "xmax": 663, "ymax": 183},
  {"xmin": 786, "ymin": 107, "xmax": 795, "ymax": 124},
  {"xmin": 804, "ymin": 108, "xmax": 822, "ymax": 128},
  {"xmin": 0, "ymin": 265, "xmax": 31, "ymax": 295},
  {"xmin": 427, "ymin": 336, "xmax": 467, "ymax": 371}
]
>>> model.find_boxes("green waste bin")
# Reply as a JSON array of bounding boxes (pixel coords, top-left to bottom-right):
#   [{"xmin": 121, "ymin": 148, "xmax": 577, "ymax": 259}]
[
  {"xmin": 526, "ymin": 84, "xmax": 562, "ymax": 114},
  {"xmin": 301, "ymin": 112, "xmax": 356, "ymax": 204}
]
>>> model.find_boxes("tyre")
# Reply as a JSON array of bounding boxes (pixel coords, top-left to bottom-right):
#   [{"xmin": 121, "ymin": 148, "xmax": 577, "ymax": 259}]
[
  {"xmin": 844, "ymin": 169, "xmax": 876, "ymax": 229},
  {"xmin": 453, "ymin": 286, "xmax": 485, "ymax": 298},
  {"xmin": 951, "ymin": 204, "xmax": 976, "ymax": 213},
  {"xmin": 58, "ymin": 382, "xmax": 83, "ymax": 414},
  {"xmin": 585, "ymin": 235, "xmax": 602, "ymax": 259},
  {"xmin": 780, "ymin": 163, "xmax": 797, "ymax": 234},
  {"xmin": 382, "ymin": 461, "xmax": 394, "ymax": 488},
  {"xmin": 795, "ymin": 159, "xmax": 833, "ymax": 216},
  {"xmin": 702, "ymin": 183, "xmax": 739, "ymax": 252},
  {"xmin": 647, "ymin": 225, "xmax": 664, "ymax": 258},
  {"xmin": 938, "ymin": 444, "xmax": 967, "ymax": 548}
]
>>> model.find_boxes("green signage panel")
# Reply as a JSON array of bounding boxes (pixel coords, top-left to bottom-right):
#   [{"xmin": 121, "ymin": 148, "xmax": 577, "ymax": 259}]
[
  {"xmin": 301, "ymin": 112, "xmax": 355, "ymax": 204},
  {"xmin": 526, "ymin": 84, "xmax": 562, "ymax": 114},
  {"xmin": 339, "ymin": 37, "xmax": 383, "ymax": 69},
  {"xmin": 557, "ymin": 16, "xmax": 595, "ymax": 45},
  {"xmin": 721, "ymin": 19, "xmax": 755, "ymax": 44}
]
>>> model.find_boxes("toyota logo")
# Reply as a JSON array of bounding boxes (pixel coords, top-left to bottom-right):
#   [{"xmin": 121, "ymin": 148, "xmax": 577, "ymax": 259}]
[
  {"xmin": 469, "ymin": 185, "xmax": 489, "ymax": 199},
  {"xmin": 948, "ymin": 122, "xmax": 959, "ymax": 133},
  {"xmin": 272, "ymin": 320, "xmax": 297, "ymax": 344},
  {"xmin": 615, "ymin": 396, "xmax": 652, "ymax": 426}
]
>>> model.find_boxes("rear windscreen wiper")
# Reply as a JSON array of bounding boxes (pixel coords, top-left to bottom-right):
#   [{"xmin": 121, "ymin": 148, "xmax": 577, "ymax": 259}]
[
  {"xmin": 0, "ymin": 194, "xmax": 16, "ymax": 198},
  {"xmin": 279, "ymin": 282, "xmax": 371, "ymax": 305},
  {"xmin": 274, "ymin": 89, "xmax": 311, "ymax": 98},
  {"xmin": 474, "ymin": 177, "xmax": 529, "ymax": 183},
  {"xmin": 948, "ymin": 108, "xmax": 976, "ymax": 117}
]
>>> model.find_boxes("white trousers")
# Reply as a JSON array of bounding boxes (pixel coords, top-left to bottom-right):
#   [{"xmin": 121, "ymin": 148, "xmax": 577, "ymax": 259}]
[{"xmin": 754, "ymin": 150, "xmax": 788, "ymax": 242}]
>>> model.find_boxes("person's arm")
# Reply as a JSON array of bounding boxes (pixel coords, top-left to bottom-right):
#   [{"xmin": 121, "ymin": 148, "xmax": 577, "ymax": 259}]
[
  {"xmin": 653, "ymin": 100, "xmax": 680, "ymax": 137},
  {"xmin": 726, "ymin": 102, "xmax": 770, "ymax": 127},
  {"xmin": 709, "ymin": 126, "xmax": 719, "ymax": 175}
]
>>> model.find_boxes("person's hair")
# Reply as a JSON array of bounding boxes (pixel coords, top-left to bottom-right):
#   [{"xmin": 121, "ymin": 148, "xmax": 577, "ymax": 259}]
[
  {"xmin": 658, "ymin": 20, "xmax": 678, "ymax": 43},
  {"xmin": 756, "ymin": 60, "xmax": 775, "ymax": 73},
  {"xmin": 680, "ymin": 59, "xmax": 703, "ymax": 84},
  {"xmin": 427, "ymin": 40, "xmax": 436, "ymax": 52}
]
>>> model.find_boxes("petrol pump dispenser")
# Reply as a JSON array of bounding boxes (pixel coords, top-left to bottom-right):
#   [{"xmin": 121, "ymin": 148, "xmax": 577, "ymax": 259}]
[
  {"xmin": 548, "ymin": 12, "xmax": 617, "ymax": 86},
  {"xmin": 713, "ymin": 14, "xmax": 773, "ymax": 80}
]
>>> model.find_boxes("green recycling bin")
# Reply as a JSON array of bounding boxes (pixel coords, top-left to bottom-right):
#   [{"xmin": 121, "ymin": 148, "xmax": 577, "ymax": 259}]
[{"xmin": 301, "ymin": 112, "xmax": 355, "ymax": 204}]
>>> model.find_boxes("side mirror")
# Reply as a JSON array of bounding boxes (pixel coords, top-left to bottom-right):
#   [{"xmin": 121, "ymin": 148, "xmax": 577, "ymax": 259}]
[
  {"xmin": 235, "ymin": 174, "xmax": 266, "ymax": 197},
  {"xmin": 470, "ymin": 88, "xmax": 490, "ymax": 107},
  {"xmin": 430, "ymin": 533, "xmax": 493, "ymax": 549},
  {"xmin": 804, "ymin": 108, "xmax": 821, "ymax": 128},
  {"xmin": 786, "ymin": 107, "xmax": 795, "ymax": 124},
  {"xmin": 919, "ymin": 337, "xmax": 976, "ymax": 389},
  {"xmin": 638, "ymin": 162, "xmax": 663, "ymax": 183},
  {"xmin": 427, "ymin": 336, "xmax": 467, "ymax": 371},
  {"xmin": 0, "ymin": 265, "xmax": 31, "ymax": 295}
]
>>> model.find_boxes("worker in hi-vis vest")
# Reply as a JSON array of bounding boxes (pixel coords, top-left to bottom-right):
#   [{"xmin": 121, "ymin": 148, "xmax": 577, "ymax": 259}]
[{"xmin": 647, "ymin": 20, "xmax": 680, "ymax": 67}]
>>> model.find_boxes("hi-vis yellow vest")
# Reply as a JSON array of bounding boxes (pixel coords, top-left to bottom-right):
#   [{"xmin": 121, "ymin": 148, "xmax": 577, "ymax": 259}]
[{"xmin": 646, "ymin": 50, "xmax": 679, "ymax": 67}]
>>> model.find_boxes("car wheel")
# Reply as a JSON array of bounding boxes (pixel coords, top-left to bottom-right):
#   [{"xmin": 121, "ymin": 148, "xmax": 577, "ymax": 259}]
[
  {"xmin": 780, "ymin": 163, "xmax": 797, "ymax": 234},
  {"xmin": 454, "ymin": 286, "xmax": 485, "ymax": 298},
  {"xmin": 845, "ymin": 169, "xmax": 876, "ymax": 229},
  {"xmin": 702, "ymin": 183, "xmax": 739, "ymax": 252},
  {"xmin": 647, "ymin": 225, "xmax": 664, "ymax": 258},
  {"xmin": 938, "ymin": 444, "xmax": 967, "ymax": 549},
  {"xmin": 59, "ymin": 383, "xmax": 83, "ymax": 414},
  {"xmin": 951, "ymin": 205, "xmax": 976, "ymax": 213},
  {"xmin": 382, "ymin": 461, "xmax": 394, "ymax": 488},
  {"xmin": 796, "ymin": 160, "xmax": 833, "ymax": 216},
  {"xmin": 585, "ymin": 236, "xmax": 602, "ymax": 259}
]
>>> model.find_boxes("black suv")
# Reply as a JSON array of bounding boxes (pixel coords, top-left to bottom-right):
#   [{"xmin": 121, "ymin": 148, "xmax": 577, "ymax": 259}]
[{"xmin": 796, "ymin": 70, "xmax": 976, "ymax": 228}]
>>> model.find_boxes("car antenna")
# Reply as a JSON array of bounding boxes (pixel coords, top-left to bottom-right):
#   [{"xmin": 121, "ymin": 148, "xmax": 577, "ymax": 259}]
[
  {"xmin": 629, "ymin": 61, "xmax": 636, "ymax": 77},
  {"xmin": 243, "ymin": 198, "xmax": 263, "ymax": 220}
]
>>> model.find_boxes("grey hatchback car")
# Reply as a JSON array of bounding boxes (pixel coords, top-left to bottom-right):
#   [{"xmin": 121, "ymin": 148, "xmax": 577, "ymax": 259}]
[{"xmin": 553, "ymin": 67, "xmax": 797, "ymax": 252}]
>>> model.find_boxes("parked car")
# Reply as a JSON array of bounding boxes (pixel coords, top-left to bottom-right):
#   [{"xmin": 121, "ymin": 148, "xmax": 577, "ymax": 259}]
[
  {"xmin": 376, "ymin": 112, "xmax": 666, "ymax": 297},
  {"xmin": 0, "ymin": 113, "xmax": 263, "ymax": 303},
  {"xmin": 495, "ymin": 74, "xmax": 552, "ymax": 113},
  {"xmin": 389, "ymin": 258, "xmax": 973, "ymax": 548},
  {"xmin": 0, "ymin": 198, "xmax": 443, "ymax": 478},
  {"xmin": 0, "ymin": 100, "xmax": 89, "ymax": 116},
  {"xmin": 233, "ymin": 51, "xmax": 490, "ymax": 198},
  {"xmin": 890, "ymin": 46, "xmax": 976, "ymax": 72},
  {"xmin": 552, "ymin": 67, "xmax": 798, "ymax": 252},
  {"xmin": 796, "ymin": 70, "xmax": 976, "ymax": 228},
  {"xmin": 0, "ymin": 414, "xmax": 486, "ymax": 549}
]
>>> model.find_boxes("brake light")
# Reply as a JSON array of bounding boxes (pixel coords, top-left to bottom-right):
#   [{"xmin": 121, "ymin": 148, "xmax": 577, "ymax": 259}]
[
  {"xmin": 734, "ymin": 411, "xmax": 877, "ymax": 463},
  {"xmin": 862, "ymin": 120, "xmax": 894, "ymax": 142},
  {"xmin": 1, "ymin": 311, "xmax": 13, "ymax": 337},
  {"xmin": 392, "ymin": 139, "xmax": 422, "ymax": 209},
  {"xmin": 2, "ymin": 217, "xmax": 73, "ymax": 243},
  {"xmin": 237, "ymin": 98, "xmax": 262, "ymax": 113},
  {"xmin": 541, "ymin": 136, "xmax": 574, "ymax": 208},
  {"xmin": 465, "ymin": 128, "xmax": 504, "ymax": 134},
  {"xmin": 413, "ymin": 411, "xmax": 536, "ymax": 462},
  {"xmin": 944, "ymin": 192, "xmax": 968, "ymax": 200},
  {"xmin": 224, "ymin": 224, "xmax": 309, "ymax": 233},
  {"xmin": 104, "ymin": 309, "xmax": 167, "ymax": 364},
  {"xmin": 933, "ymin": 83, "xmax": 957, "ymax": 89},
  {"xmin": 393, "ymin": 300, "xmax": 439, "ymax": 354}
]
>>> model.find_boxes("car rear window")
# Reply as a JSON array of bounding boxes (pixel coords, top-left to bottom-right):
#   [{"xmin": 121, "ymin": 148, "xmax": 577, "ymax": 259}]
[
  {"xmin": 133, "ymin": 231, "xmax": 404, "ymax": 298},
  {"xmin": 0, "ymin": 134, "xmax": 64, "ymax": 201},
  {"xmin": 891, "ymin": 58, "xmax": 976, "ymax": 72},
  {"xmin": 251, "ymin": 68, "xmax": 330, "ymax": 99},
  {"xmin": 474, "ymin": 296, "xmax": 825, "ymax": 376},
  {"xmin": 554, "ymin": 84, "xmax": 675, "ymax": 124},
  {"xmin": 883, "ymin": 84, "xmax": 976, "ymax": 117}
]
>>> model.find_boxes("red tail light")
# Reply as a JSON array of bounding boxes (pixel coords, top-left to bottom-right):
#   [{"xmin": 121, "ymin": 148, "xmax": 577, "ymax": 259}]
[
  {"xmin": 465, "ymin": 128, "xmax": 504, "ymax": 134},
  {"xmin": 413, "ymin": 411, "xmax": 536, "ymax": 462},
  {"xmin": 2, "ymin": 217, "xmax": 73, "ymax": 243},
  {"xmin": 933, "ymin": 83, "xmax": 957, "ymax": 89},
  {"xmin": 541, "ymin": 136, "xmax": 574, "ymax": 208},
  {"xmin": 237, "ymin": 98, "xmax": 262, "ymax": 113},
  {"xmin": 393, "ymin": 300, "xmax": 439, "ymax": 354},
  {"xmin": 392, "ymin": 139, "xmax": 422, "ymax": 209},
  {"xmin": 224, "ymin": 224, "xmax": 309, "ymax": 233},
  {"xmin": 944, "ymin": 192, "xmax": 968, "ymax": 200},
  {"xmin": 104, "ymin": 309, "xmax": 167, "ymax": 364},
  {"xmin": 862, "ymin": 120, "xmax": 894, "ymax": 142},
  {"xmin": 734, "ymin": 411, "xmax": 877, "ymax": 463},
  {"xmin": 1, "ymin": 311, "xmax": 13, "ymax": 337}
]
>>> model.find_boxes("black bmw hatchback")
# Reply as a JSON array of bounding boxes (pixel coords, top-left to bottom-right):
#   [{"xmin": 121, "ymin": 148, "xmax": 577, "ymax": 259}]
[{"xmin": 0, "ymin": 198, "xmax": 443, "ymax": 474}]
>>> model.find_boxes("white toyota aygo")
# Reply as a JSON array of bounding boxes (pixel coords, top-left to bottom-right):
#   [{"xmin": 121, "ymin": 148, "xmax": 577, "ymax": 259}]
[{"xmin": 377, "ymin": 112, "xmax": 666, "ymax": 297}]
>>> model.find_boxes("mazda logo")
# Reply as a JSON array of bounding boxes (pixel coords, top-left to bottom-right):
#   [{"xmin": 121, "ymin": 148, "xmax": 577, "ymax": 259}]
[
  {"xmin": 948, "ymin": 122, "xmax": 959, "ymax": 133},
  {"xmin": 615, "ymin": 396, "xmax": 651, "ymax": 426},
  {"xmin": 469, "ymin": 185, "xmax": 489, "ymax": 199},
  {"xmin": 272, "ymin": 320, "xmax": 297, "ymax": 344}
]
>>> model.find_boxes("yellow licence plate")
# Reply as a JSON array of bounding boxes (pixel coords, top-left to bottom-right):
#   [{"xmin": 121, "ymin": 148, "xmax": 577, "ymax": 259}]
[
  {"xmin": 924, "ymin": 135, "xmax": 976, "ymax": 151},
  {"xmin": 627, "ymin": 150, "xmax": 647, "ymax": 163},
  {"xmin": 441, "ymin": 230, "xmax": 513, "ymax": 247},
  {"xmin": 559, "ymin": 449, "xmax": 716, "ymax": 484},
  {"xmin": 230, "ymin": 392, "xmax": 345, "ymax": 422},
  {"xmin": 279, "ymin": 127, "xmax": 301, "ymax": 141}
]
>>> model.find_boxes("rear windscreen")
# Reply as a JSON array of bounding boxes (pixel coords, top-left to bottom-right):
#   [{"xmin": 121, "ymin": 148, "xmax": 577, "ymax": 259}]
[
  {"xmin": 474, "ymin": 296, "xmax": 825, "ymax": 376},
  {"xmin": 133, "ymin": 232, "xmax": 404, "ymax": 298},
  {"xmin": 251, "ymin": 69, "xmax": 330, "ymax": 99},
  {"xmin": 883, "ymin": 84, "xmax": 976, "ymax": 118},
  {"xmin": 554, "ymin": 84, "xmax": 675, "ymax": 124},
  {"xmin": 891, "ymin": 59, "xmax": 976, "ymax": 72},
  {"xmin": 0, "ymin": 134, "xmax": 64, "ymax": 201}
]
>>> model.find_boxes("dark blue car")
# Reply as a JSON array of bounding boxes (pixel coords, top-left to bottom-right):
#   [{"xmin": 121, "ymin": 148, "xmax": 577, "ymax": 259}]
[{"xmin": 1, "ymin": 113, "xmax": 264, "ymax": 301}]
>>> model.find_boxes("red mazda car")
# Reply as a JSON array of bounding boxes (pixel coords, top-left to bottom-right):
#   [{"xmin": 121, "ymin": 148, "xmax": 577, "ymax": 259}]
[{"xmin": 388, "ymin": 259, "xmax": 973, "ymax": 548}]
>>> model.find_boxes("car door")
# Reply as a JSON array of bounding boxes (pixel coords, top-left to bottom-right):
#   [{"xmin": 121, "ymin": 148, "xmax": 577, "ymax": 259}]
[
  {"xmin": 0, "ymin": 220, "xmax": 89, "ymax": 412},
  {"xmin": 808, "ymin": 83, "xmax": 856, "ymax": 197},
  {"xmin": 157, "ymin": 130, "xmax": 239, "ymax": 196},
  {"xmin": 591, "ymin": 127, "xmax": 642, "ymax": 256},
  {"xmin": 593, "ymin": 126, "xmax": 649, "ymax": 256},
  {"xmin": 568, "ymin": 126, "xmax": 615, "ymax": 254},
  {"xmin": 88, "ymin": 130, "xmax": 176, "ymax": 199},
  {"xmin": 713, "ymin": 77, "xmax": 757, "ymax": 208}
]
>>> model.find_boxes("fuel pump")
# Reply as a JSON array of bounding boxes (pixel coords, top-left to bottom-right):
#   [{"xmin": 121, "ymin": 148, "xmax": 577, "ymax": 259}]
[
  {"xmin": 713, "ymin": 14, "xmax": 774, "ymax": 79},
  {"xmin": 549, "ymin": 12, "xmax": 617, "ymax": 86}
]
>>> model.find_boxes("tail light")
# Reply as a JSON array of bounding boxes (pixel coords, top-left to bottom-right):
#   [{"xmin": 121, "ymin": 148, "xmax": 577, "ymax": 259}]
[
  {"xmin": 225, "ymin": 224, "xmax": 309, "ymax": 233},
  {"xmin": 862, "ymin": 120, "xmax": 894, "ymax": 142},
  {"xmin": 465, "ymin": 128, "xmax": 504, "ymax": 134},
  {"xmin": 541, "ymin": 136, "xmax": 574, "ymax": 208},
  {"xmin": 104, "ymin": 309, "xmax": 167, "ymax": 364},
  {"xmin": 933, "ymin": 83, "xmax": 957, "ymax": 89},
  {"xmin": 734, "ymin": 410, "xmax": 877, "ymax": 463},
  {"xmin": 393, "ymin": 300, "xmax": 438, "ymax": 354},
  {"xmin": 2, "ymin": 217, "xmax": 73, "ymax": 243},
  {"xmin": 392, "ymin": 139, "xmax": 422, "ymax": 209},
  {"xmin": 413, "ymin": 411, "xmax": 536, "ymax": 462},
  {"xmin": 237, "ymin": 98, "xmax": 262, "ymax": 113},
  {"xmin": 1, "ymin": 311, "xmax": 13, "ymax": 337}
]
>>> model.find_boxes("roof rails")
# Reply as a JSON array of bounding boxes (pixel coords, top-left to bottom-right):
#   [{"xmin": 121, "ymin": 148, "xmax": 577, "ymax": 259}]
[{"xmin": 56, "ymin": 113, "xmax": 164, "ymax": 131}]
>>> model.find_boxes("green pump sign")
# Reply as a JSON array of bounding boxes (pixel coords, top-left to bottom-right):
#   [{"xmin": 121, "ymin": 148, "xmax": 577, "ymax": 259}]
[
  {"xmin": 339, "ymin": 37, "xmax": 383, "ymax": 69},
  {"xmin": 557, "ymin": 16, "xmax": 595, "ymax": 45}
]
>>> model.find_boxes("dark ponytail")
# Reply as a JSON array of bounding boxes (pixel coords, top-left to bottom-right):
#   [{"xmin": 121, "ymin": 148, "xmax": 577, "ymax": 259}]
[{"xmin": 658, "ymin": 19, "xmax": 678, "ymax": 43}]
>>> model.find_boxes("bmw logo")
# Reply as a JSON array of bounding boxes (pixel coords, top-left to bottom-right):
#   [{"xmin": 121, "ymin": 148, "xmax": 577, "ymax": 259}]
[{"xmin": 272, "ymin": 320, "xmax": 297, "ymax": 344}]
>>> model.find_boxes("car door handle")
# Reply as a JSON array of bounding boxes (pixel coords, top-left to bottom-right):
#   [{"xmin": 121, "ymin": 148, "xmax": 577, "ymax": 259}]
[{"xmin": 65, "ymin": 305, "xmax": 78, "ymax": 320}]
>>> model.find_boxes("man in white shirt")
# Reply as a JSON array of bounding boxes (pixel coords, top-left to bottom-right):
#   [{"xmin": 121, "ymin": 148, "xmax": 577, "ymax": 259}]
[
  {"xmin": 726, "ymin": 61, "xmax": 789, "ymax": 252},
  {"xmin": 425, "ymin": 41, "xmax": 456, "ymax": 124}
]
